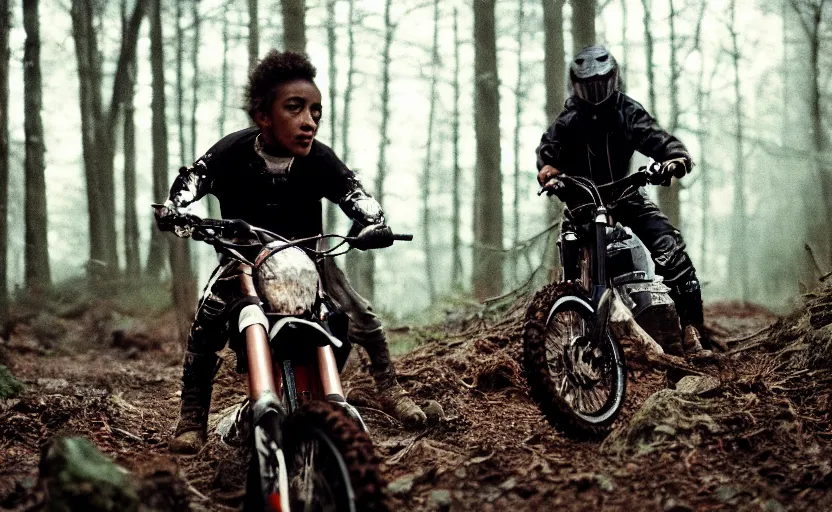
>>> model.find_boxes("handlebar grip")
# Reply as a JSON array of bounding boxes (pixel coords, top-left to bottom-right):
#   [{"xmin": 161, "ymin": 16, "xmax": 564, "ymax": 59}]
[{"xmin": 392, "ymin": 234, "xmax": 413, "ymax": 241}]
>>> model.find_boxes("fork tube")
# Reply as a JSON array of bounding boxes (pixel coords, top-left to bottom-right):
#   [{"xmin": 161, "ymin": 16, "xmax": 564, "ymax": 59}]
[
  {"xmin": 317, "ymin": 345, "xmax": 345, "ymax": 400},
  {"xmin": 239, "ymin": 266, "xmax": 277, "ymax": 401},
  {"xmin": 593, "ymin": 207, "xmax": 608, "ymax": 301}
]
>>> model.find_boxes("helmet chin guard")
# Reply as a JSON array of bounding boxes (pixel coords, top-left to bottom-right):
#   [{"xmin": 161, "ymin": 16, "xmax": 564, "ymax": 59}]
[{"xmin": 570, "ymin": 45, "xmax": 619, "ymax": 105}]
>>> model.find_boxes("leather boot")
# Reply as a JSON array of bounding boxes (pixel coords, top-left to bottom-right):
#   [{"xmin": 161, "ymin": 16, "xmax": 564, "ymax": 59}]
[
  {"xmin": 169, "ymin": 352, "xmax": 221, "ymax": 454},
  {"xmin": 372, "ymin": 366, "xmax": 427, "ymax": 427},
  {"xmin": 670, "ymin": 280, "xmax": 712, "ymax": 351}
]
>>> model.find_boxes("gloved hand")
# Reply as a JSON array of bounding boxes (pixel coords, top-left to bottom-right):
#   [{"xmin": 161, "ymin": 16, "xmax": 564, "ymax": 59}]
[
  {"xmin": 153, "ymin": 201, "xmax": 193, "ymax": 238},
  {"xmin": 650, "ymin": 158, "xmax": 691, "ymax": 186},
  {"xmin": 350, "ymin": 223, "xmax": 394, "ymax": 251}
]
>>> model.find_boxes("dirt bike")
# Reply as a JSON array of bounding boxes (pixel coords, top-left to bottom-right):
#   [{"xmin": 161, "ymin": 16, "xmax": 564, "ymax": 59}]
[
  {"xmin": 523, "ymin": 162, "xmax": 683, "ymax": 438},
  {"xmin": 154, "ymin": 206, "xmax": 407, "ymax": 511}
]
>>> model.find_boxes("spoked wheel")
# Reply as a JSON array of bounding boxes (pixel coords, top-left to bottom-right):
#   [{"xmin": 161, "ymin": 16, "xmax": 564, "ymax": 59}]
[
  {"xmin": 523, "ymin": 282, "xmax": 626, "ymax": 438},
  {"xmin": 282, "ymin": 401, "xmax": 386, "ymax": 512}
]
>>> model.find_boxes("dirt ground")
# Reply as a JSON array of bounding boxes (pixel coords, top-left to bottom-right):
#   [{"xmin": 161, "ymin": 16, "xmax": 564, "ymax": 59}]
[{"xmin": 1, "ymin": 293, "xmax": 831, "ymax": 511}]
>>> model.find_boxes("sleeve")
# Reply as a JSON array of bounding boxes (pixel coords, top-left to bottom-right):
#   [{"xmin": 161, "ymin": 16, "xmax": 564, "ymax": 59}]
[
  {"xmin": 167, "ymin": 152, "xmax": 219, "ymax": 208},
  {"xmin": 626, "ymin": 101, "xmax": 690, "ymax": 162},
  {"xmin": 536, "ymin": 111, "xmax": 574, "ymax": 171}
]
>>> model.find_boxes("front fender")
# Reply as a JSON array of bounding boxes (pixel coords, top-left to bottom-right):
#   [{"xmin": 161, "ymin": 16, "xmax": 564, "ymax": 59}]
[
  {"xmin": 545, "ymin": 295, "xmax": 595, "ymax": 326},
  {"xmin": 269, "ymin": 318, "xmax": 343, "ymax": 348}
]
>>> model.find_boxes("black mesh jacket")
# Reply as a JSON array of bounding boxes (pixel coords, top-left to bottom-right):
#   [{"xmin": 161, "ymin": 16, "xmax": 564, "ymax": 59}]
[
  {"xmin": 167, "ymin": 127, "xmax": 356, "ymax": 241},
  {"xmin": 536, "ymin": 93, "xmax": 690, "ymax": 187}
]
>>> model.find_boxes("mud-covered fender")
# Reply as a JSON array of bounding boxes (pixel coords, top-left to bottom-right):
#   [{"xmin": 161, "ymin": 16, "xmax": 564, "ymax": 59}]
[
  {"xmin": 545, "ymin": 295, "xmax": 595, "ymax": 326},
  {"xmin": 269, "ymin": 318, "xmax": 343, "ymax": 348}
]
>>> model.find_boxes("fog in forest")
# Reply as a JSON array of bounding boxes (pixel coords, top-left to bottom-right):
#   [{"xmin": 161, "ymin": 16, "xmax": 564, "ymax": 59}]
[{"xmin": 1, "ymin": 0, "xmax": 831, "ymax": 320}]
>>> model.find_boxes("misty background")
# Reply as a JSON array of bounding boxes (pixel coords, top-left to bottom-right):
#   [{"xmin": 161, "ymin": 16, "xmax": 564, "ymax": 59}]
[{"xmin": 1, "ymin": 0, "xmax": 830, "ymax": 326}]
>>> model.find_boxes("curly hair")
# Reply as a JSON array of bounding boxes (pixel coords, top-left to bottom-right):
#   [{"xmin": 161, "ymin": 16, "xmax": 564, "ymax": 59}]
[{"xmin": 245, "ymin": 50, "xmax": 317, "ymax": 121}]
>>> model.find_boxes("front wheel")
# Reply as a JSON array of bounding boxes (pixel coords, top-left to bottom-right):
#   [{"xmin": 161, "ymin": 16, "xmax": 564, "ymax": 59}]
[
  {"xmin": 282, "ymin": 401, "xmax": 386, "ymax": 512},
  {"xmin": 523, "ymin": 282, "xmax": 626, "ymax": 438}
]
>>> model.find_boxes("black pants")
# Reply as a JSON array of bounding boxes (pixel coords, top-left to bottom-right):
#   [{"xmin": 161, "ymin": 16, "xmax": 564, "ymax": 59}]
[
  {"xmin": 609, "ymin": 190, "xmax": 697, "ymax": 289},
  {"xmin": 186, "ymin": 257, "xmax": 393, "ymax": 379}
]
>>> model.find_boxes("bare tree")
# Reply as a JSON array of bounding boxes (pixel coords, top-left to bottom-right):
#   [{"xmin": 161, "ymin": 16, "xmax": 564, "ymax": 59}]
[
  {"xmin": 282, "ymin": 0, "xmax": 306, "ymax": 53},
  {"xmin": 145, "ymin": 0, "xmax": 167, "ymax": 279},
  {"xmin": 190, "ymin": 0, "xmax": 200, "ymax": 161},
  {"xmin": 122, "ymin": 0, "xmax": 140, "ymax": 279},
  {"xmin": 176, "ymin": 0, "xmax": 187, "ymax": 165},
  {"xmin": 620, "ymin": 0, "xmax": 628, "ymax": 82},
  {"xmin": 0, "ymin": 0, "xmax": 9, "ymax": 317},
  {"xmin": 541, "ymin": 0, "xmax": 566, "ymax": 282},
  {"xmin": 70, "ymin": 0, "xmax": 145, "ymax": 279},
  {"xmin": 727, "ymin": 0, "xmax": 748, "ymax": 299},
  {"xmin": 640, "ymin": 0, "xmax": 657, "ymax": 113},
  {"xmin": 248, "ymin": 0, "xmax": 258, "ymax": 70},
  {"xmin": 421, "ymin": 0, "xmax": 440, "ymax": 301},
  {"xmin": 512, "ymin": 0, "xmax": 526, "ymax": 282},
  {"xmin": 657, "ymin": 0, "xmax": 681, "ymax": 228},
  {"xmin": 325, "ymin": 0, "xmax": 338, "ymax": 233},
  {"xmin": 23, "ymin": 0, "xmax": 50, "ymax": 291},
  {"xmin": 789, "ymin": 0, "xmax": 830, "ymax": 265},
  {"xmin": 451, "ymin": 7, "xmax": 463, "ymax": 289},
  {"xmin": 571, "ymin": 0, "xmax": 596, "ymax": 54},
  {"xmin": 472, "ymin": 0, "xmax": 503, "ymax": 300},
  {"xmin": 151, "ymin": 0, "xmax": 195, "ymax": 340}
]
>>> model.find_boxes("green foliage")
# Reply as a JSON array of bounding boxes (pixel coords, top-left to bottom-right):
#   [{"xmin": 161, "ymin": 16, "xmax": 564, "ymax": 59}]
[
  {"xmin": 40, "ymin": 437, "xmax": 139, "ymax": 512},
  {"xmin": 0, "ymin": 365, "xmax": 24, "ymax": 398}
]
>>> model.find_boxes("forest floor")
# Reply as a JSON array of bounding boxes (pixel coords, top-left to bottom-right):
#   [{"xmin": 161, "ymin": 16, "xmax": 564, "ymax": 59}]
[{"xmin": 1, "ymin": 286, "xmax": 831, "ymax": 511}]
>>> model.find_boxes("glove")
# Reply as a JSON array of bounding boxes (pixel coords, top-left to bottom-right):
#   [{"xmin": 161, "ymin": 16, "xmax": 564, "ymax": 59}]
[
  {"xmin": 350, "ymin": 224, "xmax": 394, "ymax": 251},
  {"xmin": 153, "ymin": 200, "xmax": 193, "ymax": 238},
  {"xmin": 650, "ymin": 158, "xmax": 691, "ymax": 186}
]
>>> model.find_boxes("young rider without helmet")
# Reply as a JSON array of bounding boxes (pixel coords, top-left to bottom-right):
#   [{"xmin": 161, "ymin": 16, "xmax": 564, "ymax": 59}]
[
  {"xmin": 156, "ymin": 50, "xmax": 427, "ymax": 454},
  {"xmin": 536, "ymin": 44, "xmax": 711, "ymax": 351}
]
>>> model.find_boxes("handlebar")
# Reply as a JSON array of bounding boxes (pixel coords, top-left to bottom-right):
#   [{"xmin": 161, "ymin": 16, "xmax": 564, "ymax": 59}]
[
  {"xmin": 537, "ymin": 161, "xmax": 662, "ymax": 207},
  {"xmin": 152, "ymin": 204, "xmax": 411, "ymax": 265}
]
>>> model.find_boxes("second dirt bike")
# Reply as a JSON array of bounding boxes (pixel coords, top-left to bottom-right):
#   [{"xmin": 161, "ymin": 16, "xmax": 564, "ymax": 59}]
[
  {"xmin": 523, "ymin": 162, "xmax": 684, "ymax": 438},
  {"xmin": 156, "ymin": 207, "xmax": 405, "ymax": 511}
]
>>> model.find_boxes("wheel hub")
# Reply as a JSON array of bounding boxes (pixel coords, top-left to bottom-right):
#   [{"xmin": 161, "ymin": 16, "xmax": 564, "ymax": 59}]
[{"xmin": 563, "ymin": 336, "xmax": 604, "ymax": 389}]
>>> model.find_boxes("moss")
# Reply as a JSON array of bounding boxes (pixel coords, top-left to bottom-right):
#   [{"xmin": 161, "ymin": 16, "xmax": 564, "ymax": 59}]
[{"xmin": 0, "ymin": 365, "xmax": 24, "ymax": 398}]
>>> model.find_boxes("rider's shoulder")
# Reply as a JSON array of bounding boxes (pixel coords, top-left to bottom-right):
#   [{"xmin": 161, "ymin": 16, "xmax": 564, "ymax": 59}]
[
  {"xmin": 618, "ymin": 93, "xmax": 649, "ymax": 115},
  {"xmin": 206, "ymin": 127, "xmax": 260, "ymax": 159}
]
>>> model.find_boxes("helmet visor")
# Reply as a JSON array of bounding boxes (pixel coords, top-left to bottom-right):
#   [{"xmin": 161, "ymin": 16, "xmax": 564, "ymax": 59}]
[{"xmin": 573, "ymin": 75, "xmax": 617, "ymax": 105}]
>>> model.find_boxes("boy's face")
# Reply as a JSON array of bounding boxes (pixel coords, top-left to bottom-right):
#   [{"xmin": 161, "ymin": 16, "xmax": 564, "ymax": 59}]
[{"xmin": 257, "ymin": 79, "xmax": 323, "ymax": 157}]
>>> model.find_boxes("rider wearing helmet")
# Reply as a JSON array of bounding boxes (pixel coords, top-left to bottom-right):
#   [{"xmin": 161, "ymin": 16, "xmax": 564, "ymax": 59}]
[
  {"xmin": 156, "ymin": 50, "xmax": 427, "ymax": 454},
  {"xmin": 536, "ymin": 45, "xmax": 709, "ymax": 350}
]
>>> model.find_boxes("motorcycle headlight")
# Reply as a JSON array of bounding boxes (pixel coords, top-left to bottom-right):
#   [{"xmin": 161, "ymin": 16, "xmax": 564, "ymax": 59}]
[{"xmin": 254, "ymin": 243, "xmax": 319, "ymax": 315}]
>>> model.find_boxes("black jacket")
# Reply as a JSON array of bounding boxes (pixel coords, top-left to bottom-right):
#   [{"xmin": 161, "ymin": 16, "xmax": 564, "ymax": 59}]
[
  {"xmin": 167, "ymin": 127, "xmax": 356, "ymax": 240},
  {"xmin": 536, "ymin": 93, "xmax": 690, "ymax": 187}
]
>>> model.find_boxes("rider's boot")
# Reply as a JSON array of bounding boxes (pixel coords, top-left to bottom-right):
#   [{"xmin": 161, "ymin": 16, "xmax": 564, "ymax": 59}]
[
  {"xmin": 169, "ymin": 351, "xmax": 220, "ymax": 454},
  {"xmin": 366, "ymin": 340, "xmax": 427, "ymax": 427},
  {"xmin": 671, "ymin": 279, "xmax": 713, "ymax": 351}
]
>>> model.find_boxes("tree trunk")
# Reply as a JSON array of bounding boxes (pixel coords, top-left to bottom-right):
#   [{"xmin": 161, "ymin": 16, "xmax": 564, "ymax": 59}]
[
  {"xmin": 325, "ymin": 0, "xmax": 338, "ymax": 233},
  {"xmin": 177, "ymin": 0, "xmax": 186, "ymax": 165},
  {"xmin": 22, "ymin": 0, "xmax": 51, "ymax": 292},
  {"xmin": 219, "ymin": 1, "xmax": 230, "ymax": 138},
  {"xmin": 451, "ymin": 7, "xmax": 463, "ymax": 289},
  {"xmin": 248, "ymin": 0, "xmax": 258, "ymax": 70},
  {"xmin": 570, "ymin": 0, "xmax": 596, "ymax": 55},
  {"xmin": 640, "ymin": 0, "xmax": 657, "ymax": 113},
  {"xmin": 282, "ymin": 0, "xmax": 306, "ymax": 53},
  {"xmin": 122, "ymin": 0, "xmax": 140, "ymax": 279},
  {"xmin": 512, "ymin": 0, "xmax": 525, "ymax": 283},
  {"xmin": 728, "ymin": 0, "xmax": 748, "ymax": 300},
  {"xmin": 620, "ymin": 0, "xmax": 628, "ymax": 83},
  {"xmin": 151, "ymin": 0, "xmax": 194, "ymax": 341},
  {"xmin": 71, "ymin": 0, "xmax": 145, "ymax": 279},
  {"xmin": 657, "ymin": 0, "xmax": 681, "ymax": 229},
  {"xmin": 0, "ymin": 0, "xmax": 10, "ymax": 320},
  {"xmin": 421, "ymin": 0, "xmax": 439, "ymax": 301},
  {"xmin": 190, "ymin": 0, "xmax": 200, "ymax": 162},
  {"xmin": 541, "ymin": 0, "xmax": 566, "ymax": 284},
  {"xmin": 145, "ymin": 0, "xmax": 168, "ymax": 279},
  {"xmin": 472, "ymin": 0, "xmax": 503, "ymax": 300},
  {"xmin": 343, "ymin": 0, "xmax": 374, "ymax": 299}
]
